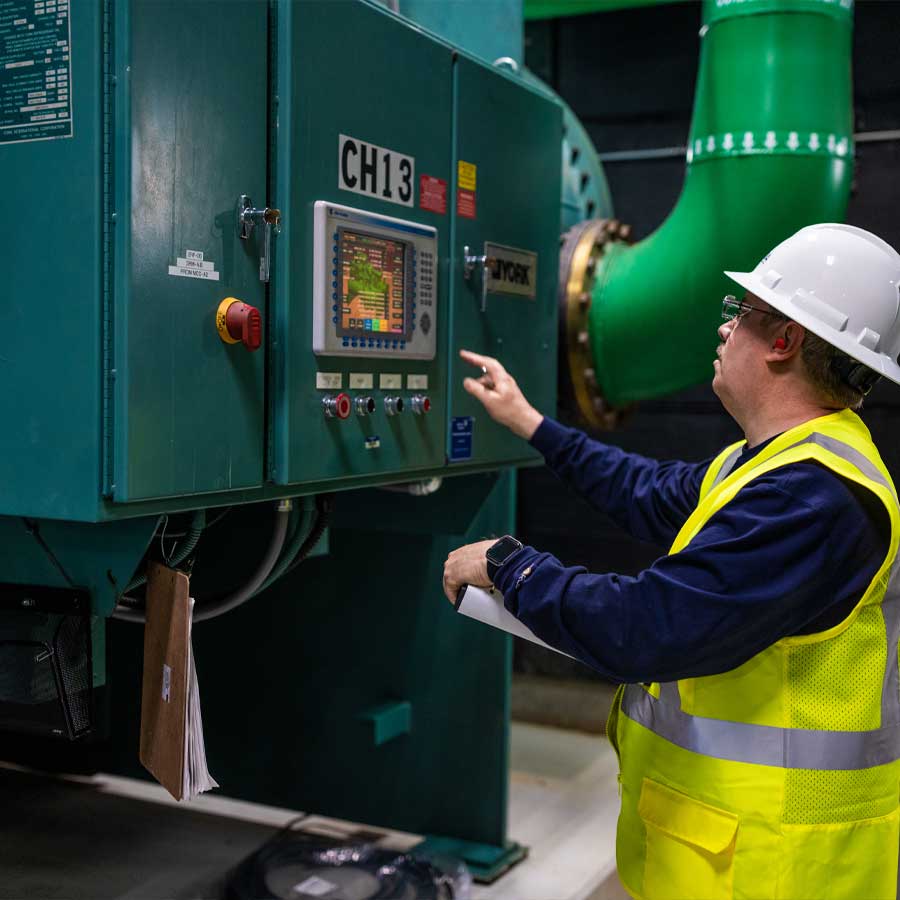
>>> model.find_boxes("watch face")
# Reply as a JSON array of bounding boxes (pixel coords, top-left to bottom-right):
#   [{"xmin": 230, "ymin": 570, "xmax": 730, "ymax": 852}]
[{"xmin": 487, "ymin": 536, "xmax": 522, "ymax": 565}]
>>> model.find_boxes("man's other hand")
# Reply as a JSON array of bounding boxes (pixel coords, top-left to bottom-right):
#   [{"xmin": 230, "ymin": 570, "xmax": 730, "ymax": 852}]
[
  {"xmin": 459, "ymin": 349, "xmax": 544, "ymax": 440},
  {"xmin": 443, "ymin": 539, "xmax": 496, "ymax": 605}
]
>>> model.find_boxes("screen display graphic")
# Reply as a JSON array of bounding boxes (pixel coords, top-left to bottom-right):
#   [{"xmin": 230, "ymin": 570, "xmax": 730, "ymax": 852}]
[{"xmin": 338, "ymin": 230, "xmax": 407, "ymax": 338}]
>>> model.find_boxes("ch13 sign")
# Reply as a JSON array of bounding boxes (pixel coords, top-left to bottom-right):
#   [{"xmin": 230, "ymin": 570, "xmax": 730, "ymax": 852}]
[{"xmin": 339, "ymin": 134, "xmax": 415, "ymax": 208}]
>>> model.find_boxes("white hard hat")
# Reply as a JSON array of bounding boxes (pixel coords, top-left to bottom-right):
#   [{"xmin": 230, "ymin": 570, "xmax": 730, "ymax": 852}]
[{"xmin": 725, "ymin": 223, "xmax": 900, "ymax": 388}]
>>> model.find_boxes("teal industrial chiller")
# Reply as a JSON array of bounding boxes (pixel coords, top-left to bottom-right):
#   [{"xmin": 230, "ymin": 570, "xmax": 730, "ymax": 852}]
[{"xmin": 0, "ymin": 0, "xmax": 564, "ymax": 876}]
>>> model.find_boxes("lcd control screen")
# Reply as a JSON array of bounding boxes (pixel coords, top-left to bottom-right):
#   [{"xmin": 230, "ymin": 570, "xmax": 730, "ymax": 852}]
[{"xmin": 337, "ymin": 229, "xmax": 408, "ymax": 339}]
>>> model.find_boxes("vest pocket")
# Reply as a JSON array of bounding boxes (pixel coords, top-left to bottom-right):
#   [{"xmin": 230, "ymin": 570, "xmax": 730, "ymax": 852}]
[
  {"xmin": 777, "ymin": 807, "xmax": 900, "ymax": 900},
  {"xmin": 638, "ymin": 777, "xmax": 739, "ymax": 900}
]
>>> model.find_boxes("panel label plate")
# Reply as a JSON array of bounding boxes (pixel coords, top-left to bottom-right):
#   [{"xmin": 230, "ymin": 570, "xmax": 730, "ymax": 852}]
[
  {"xmin": 168, "ymin": 248, "xmax": 220, "ymax": 281},
  {"xmin": 458, "ymin": 160, "xmax": 477, "ymax": 191},
  {"xmin": 407, "ymin": 374, "xmax": 428, "ymax": 390},
  {"xmin": 449, "ymin": 416, "xmax": 474, "ymax": 462},
  {"xmin": 379, "ymin": 373, "xmax": 402, "ymax": 390},
  {"xmin": 349, "ymin": 373, "xmax": 373, "ymax": 389},
  {"xmin": 338, "ymin": 134, "xmax": 414, "ymax": 207},
  {"xmin": 485, "ymin": 243, "xmax": 537, "ymax": 299},
  {"xmin": 457, "ymin": 188, "xmax": 476, "ymax": 219},
  {"xmin": 0, "ymin": 0, "xmax": 73, "ymax": 145},
  {"xmin": 316, "ymin": 372, "xmax": 342, "ymax": 390},
  {"xmin": 419, "ymin": 175, "xmax": 446, "ymax": 214}
]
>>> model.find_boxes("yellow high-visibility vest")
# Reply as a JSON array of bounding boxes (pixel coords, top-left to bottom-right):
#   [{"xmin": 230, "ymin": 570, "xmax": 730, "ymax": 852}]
[{"xmin": 608, "ymin": 410, "xmax": 900, "ymax": 900}]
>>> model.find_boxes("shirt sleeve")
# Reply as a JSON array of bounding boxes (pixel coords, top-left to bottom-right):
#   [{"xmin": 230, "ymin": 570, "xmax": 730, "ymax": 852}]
[
  {"xmin": 529, "ymin": 417, "xmax": 712, "ymax": 547},
  {"xmin": 492, "ymin": 462, "xmax": 889, "ymax": 683}
]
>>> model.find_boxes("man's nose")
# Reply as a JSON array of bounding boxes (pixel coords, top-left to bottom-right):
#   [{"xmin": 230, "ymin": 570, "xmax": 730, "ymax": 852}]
[{"xmin": 718, "ymin": 320, "xmax": 733, "ymax": 342}]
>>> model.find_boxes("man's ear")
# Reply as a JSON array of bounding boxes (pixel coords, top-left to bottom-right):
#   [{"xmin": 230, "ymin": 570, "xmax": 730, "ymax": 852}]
[{"xmin": 767, "ymin": 322, "xmax": 804, "ymax": 361}]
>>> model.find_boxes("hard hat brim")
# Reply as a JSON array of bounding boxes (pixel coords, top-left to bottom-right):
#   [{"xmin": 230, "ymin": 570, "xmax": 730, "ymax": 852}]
[{"xmin": 724, "ymin": 269, "xmax": 900, "ymax": 387}]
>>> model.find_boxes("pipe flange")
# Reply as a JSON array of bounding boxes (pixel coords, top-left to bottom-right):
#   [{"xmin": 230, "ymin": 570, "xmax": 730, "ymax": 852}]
[{"xmin": 557, "ymin": 218, "xmax": 633, "ymax": 430}]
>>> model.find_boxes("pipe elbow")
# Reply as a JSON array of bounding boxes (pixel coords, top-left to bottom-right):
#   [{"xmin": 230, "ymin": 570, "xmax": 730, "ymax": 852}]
[{"xmin": 580, "ymin": 1, "xmax": 854, "ymax": 412}]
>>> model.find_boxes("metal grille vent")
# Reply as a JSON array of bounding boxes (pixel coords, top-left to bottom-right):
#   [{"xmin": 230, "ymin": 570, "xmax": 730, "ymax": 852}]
[{"xmin": 0, "ymin": 608, "xmax": 93, "ymax": 740}]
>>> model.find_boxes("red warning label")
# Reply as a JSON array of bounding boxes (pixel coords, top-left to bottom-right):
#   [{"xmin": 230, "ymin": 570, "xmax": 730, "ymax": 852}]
[
  {"xmin": 419, "ymin": 175, "xmax": 447, "ymax": 214},
  {"xmin": 457, "ymin": 188, "xmax": 476, "ymax": 219}
]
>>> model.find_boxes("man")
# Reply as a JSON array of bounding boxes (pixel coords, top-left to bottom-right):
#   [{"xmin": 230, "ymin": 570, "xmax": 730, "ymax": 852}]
[{"xmin": 443, "ymin": 224, "xmax": 900, "ymax": 900}]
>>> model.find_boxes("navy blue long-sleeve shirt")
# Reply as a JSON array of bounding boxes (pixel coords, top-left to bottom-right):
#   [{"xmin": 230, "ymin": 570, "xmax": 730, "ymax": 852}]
[{"xmin": 494, "ymin": 417, "xmax": 889, "ymax": 683}]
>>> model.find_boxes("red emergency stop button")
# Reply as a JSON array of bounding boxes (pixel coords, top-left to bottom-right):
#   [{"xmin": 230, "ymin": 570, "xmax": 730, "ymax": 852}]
[
  {"xmin": 323, "ymin": 392, "xmax": 352, "ymax": 420},
  {"xmin": 216, "ymin": 297, "xmax": 262, "ymax": 352}
]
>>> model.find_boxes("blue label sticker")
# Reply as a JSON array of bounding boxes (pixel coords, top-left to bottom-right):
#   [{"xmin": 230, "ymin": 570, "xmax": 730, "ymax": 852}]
[{"xmin": 449, "ymin": 416, "xmax": 474, "ymax": 461}]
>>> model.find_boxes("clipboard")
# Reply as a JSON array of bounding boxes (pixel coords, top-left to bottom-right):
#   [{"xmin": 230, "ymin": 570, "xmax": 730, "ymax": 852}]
[{"xmin": 139, "ymin": 562, "xmax": 193, "ymax": 800}]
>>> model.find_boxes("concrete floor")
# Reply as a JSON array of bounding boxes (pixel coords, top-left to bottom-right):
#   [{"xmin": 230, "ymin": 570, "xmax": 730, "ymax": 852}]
[
  {"xmin": 0, "ymin": 720, "xmax": 628, "ymax": 900},
  {"xmin": 479, "ymin": 721, "xmax": 628, "ymax": 900}
]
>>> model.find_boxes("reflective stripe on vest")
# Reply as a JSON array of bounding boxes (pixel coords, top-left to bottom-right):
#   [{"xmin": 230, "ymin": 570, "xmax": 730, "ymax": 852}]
[
  {"xmin": 708, "ymin": 443, "xmax": 744, "ymax": 493},
  {"xmin": 621, "ymin": 426, "xmax": 900, "ymax": 771},
  {"xmin": 709, "ymin": 431, "xmax": 897, "ymax": 500}
]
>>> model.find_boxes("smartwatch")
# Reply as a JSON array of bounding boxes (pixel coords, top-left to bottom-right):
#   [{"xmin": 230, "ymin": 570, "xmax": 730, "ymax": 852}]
[{"xmin": 486, "ymin": 535, "xmax": 524, "ymax": 583}]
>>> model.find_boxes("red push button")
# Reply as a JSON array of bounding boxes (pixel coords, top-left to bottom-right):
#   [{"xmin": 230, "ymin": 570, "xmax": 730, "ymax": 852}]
[
  {"xmin": 323, "ymin": 392, "xmax": 352, "ymax": 420},
  {"xmin": 216, "ymin": 297, "xmax": 262, "ymax": 352}
]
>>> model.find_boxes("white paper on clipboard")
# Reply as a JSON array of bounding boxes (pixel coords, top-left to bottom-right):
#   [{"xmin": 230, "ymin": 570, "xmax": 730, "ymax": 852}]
[{"xmin": 454, "ymin": 585, "xmax": 575, "ymax": 660}]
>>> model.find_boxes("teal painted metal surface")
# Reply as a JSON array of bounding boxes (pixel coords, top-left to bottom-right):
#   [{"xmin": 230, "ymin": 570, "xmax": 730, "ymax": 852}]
[
  {"xmin": 0, "ymin": 513, "xmax": 157, "ymax": 694},
  {"xmin": 399, "ymin": 0, "xmax": 524, "ymax": 66},
  {"xmin": 360, "ymin": 700, "xmax": 413, "ymax": 746},
  {"xmin": 114, "ymin": 0, "xmax": 268, "ymax": 501},
  {"xmin": 106, "ymin": 471, "xmax": 518, "ymax": 848},
  {"xmin": 560, "ymin": 101, "xmax": 614, "ymax": 229},
  {"xmin": 518, "ymin": 68, "xmax": 614, "ymax": 229},
  {"xmin": 589, "ymin": 0, "xmax": 854, "ymax": 406},
  {"xmin": 0, "ymin": 515, "xmax": 158, "ymax": 616},
  {"xmin": 0, "ymin": 0, "xmax": 563, "ymax": 854},
  {"xmin": 0, "ymin": 0, "xmax": 105, "ymax": 522},
  {"xmin": 417, "ymin": 834, "xmax": 528, "ymax": 883},
  {"xmin": 272, "ymin": 0, "xmax": 450, "ymax": 487},
  {"xmin": 446, "ymin": 58, "xmax": 561, "ymax": 468},
  {"xmin": 1, "ymin": 0, "xmax": 564, "ymax": 526}
]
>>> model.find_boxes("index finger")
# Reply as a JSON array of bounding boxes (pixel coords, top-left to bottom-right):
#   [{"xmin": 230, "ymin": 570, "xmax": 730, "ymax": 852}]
[{"xmin": 459, "ymin": 348, "xmax": 506, "ymax": 380}]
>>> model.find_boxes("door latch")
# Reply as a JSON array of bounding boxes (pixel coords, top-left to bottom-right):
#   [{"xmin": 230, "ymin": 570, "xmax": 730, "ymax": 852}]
[
  {"xmin": 237, "ymin": 194, "xmax": 282, "ymax": 283},
  {"xmin": 463, "ymin": 246, "xmax": 497, "ymax": 313}
]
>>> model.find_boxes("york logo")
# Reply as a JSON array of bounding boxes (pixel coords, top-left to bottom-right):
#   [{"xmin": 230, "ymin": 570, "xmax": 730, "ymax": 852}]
[
  {"xmin": 490, "ymin": 258, "xmax": 532, "ymax": 288},
  {"xmin": 338, "ymin": 134, "xmax": 414, "ymax": 208},
  {"xmin": 484, "ymin": 243, "xmax": 538, "ymax": 300}
]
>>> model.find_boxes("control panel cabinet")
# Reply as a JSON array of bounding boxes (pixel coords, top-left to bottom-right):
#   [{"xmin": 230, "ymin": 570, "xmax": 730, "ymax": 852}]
[
  {"xmin": 0, "ymin": 0, "xmax": 564, "ymax": 522},
  {"xmin": 447, "ymin": 58, "xmax": 562, "ymax": 469},
  {"xmin": 272, "ymin": 1, "xmax": 451, "ymax": 487},
  {"xmin": 113, "ymin": 0, "xmax": 270, "ymax": 502}
]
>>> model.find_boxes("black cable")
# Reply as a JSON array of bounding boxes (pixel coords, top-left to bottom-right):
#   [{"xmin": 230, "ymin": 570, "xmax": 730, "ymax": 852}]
[
  {"xmin": 161, "ymin": 506, "xmax": 232, "ymax": 539},
  {"xmin": 281, "ymin": 494, "xmax": 334, "ymax": 578},
  {"xmin": 114, "ymin": 504, "xmax": 290, "ymax": 624}
]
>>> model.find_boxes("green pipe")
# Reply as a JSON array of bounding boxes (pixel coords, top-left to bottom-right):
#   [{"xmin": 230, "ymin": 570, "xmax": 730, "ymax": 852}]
[
  {"xmin": 525, "ymin": 0, "xmax": 680, "ymax": 19},
  {"xmin": 589, "ymin": 0, "xmax": 853, "ymax": 407}
]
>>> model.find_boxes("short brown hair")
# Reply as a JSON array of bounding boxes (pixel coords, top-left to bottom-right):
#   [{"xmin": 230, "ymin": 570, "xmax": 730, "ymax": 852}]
[{"xmin": 800, "ymin": 331, "xmax": 866, "ymax": 410}]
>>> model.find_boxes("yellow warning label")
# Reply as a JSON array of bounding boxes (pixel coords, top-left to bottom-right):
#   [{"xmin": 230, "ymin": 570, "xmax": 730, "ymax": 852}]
[{"xmin": 458, "ymin": 160, "xmax": 477, "ymax": 191}]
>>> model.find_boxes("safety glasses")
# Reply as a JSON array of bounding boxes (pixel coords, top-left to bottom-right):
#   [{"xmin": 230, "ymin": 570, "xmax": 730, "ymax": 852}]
[{"xmin": 721, "ymin": 295, "xmax": 786, "ymax": 322}]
